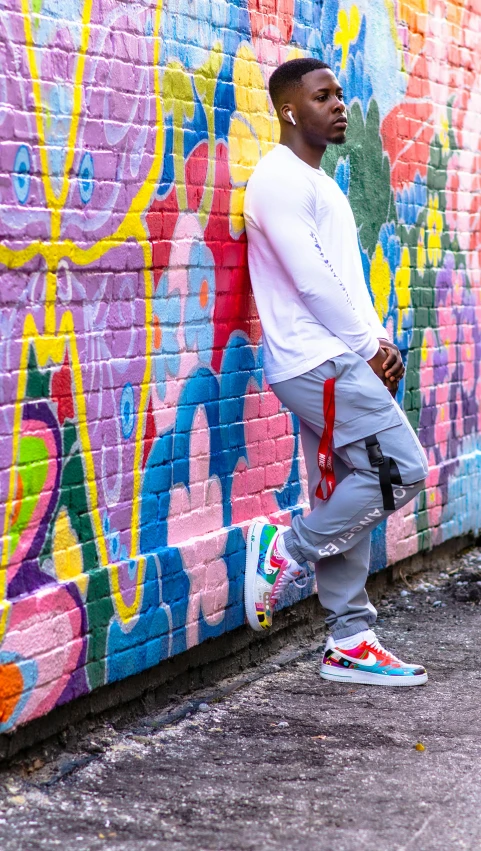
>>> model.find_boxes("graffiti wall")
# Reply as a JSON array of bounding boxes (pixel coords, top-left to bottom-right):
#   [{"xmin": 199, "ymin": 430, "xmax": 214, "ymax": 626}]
[{"xmin": 0, "ymin": 0, "xmax": 480, "ymax": 731}]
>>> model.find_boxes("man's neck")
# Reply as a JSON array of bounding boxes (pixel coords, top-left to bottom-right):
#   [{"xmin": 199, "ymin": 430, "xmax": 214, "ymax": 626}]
[{"xmin": 279, "ymin": 135, "xmax": 326, "ymax": 170}]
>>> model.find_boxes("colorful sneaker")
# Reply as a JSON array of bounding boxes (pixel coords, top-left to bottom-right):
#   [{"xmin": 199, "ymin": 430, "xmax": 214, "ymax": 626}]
[
  {"xmin": 320, "ymin": 630, "xmax": 428, "ymax": 686},
  {"xmin": 245, "ymin": 519, "xmax": 309, "ymax": 631}
]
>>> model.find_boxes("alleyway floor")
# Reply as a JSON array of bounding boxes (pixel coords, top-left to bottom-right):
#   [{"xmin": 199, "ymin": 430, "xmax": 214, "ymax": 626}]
[{"xmin": 1, "ymin": 549, "xmax": 481, "ymax": 851}]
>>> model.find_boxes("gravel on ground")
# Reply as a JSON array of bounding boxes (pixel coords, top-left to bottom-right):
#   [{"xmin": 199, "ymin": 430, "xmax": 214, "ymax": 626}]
[{"xmin": 1, "ymin": 548, "xmax": 481, "ymax": 851}]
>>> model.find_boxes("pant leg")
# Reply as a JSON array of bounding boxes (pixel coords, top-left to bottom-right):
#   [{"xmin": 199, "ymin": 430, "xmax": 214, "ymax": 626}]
[
  {"xmin": 272, "ymin": 354, "xmax": 428, "ymax": 568},
  {"xmin": 285, "ymin": 418, "xmax": 426, "ymax": 565},
  {"xmin": 300, "ymin": 419, "xmax": 377, "ymax": 639}
]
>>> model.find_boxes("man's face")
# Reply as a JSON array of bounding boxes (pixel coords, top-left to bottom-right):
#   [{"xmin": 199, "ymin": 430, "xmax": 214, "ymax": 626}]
[{"xmin": 285, "ymin": 68, "xmax": 347, "ymax": 146}]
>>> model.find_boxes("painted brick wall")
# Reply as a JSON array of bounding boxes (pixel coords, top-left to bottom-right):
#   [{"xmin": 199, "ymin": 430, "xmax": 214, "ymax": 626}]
[{"xmin": 1, "ymin": 0, "xmax": 480, "ymax": 732}]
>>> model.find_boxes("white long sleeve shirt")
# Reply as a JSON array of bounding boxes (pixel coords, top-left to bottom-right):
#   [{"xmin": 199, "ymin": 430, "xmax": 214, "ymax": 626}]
[{"xmin": 244, "ymin": 144, "xmax": 386, "ymax": 385}]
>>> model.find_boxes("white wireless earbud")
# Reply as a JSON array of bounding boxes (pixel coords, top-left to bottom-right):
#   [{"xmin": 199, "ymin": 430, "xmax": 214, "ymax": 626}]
[{"xmin": 287, "ymin": 110, "xmax": 296, "ymax": 126}]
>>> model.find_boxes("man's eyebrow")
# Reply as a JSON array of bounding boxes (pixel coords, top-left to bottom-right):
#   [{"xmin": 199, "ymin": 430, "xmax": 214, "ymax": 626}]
[{"xmin": 312, "ymin": 87, "xmax": 343, "ymax": 94}]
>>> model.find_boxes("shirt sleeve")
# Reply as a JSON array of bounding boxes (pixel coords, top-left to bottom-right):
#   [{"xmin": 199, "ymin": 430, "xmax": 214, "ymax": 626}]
[
  {"xmin": 245, "ymin": 166, "xmax": 380, "ymax": 361},
  {"xmin": 363, "ymin": 289, "xmax": 388, "ymax": 340}
]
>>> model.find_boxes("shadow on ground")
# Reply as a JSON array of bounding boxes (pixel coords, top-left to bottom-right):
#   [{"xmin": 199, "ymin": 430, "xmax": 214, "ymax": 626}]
[{"xmin": 1, "ymin": 549, "xmax": 481, "ymax": 850}]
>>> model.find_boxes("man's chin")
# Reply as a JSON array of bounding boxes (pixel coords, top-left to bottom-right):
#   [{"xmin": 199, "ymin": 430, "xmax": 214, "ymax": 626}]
[{"xmin": 331, "ymin": 130, "xmax": 347, "ymax": 145}]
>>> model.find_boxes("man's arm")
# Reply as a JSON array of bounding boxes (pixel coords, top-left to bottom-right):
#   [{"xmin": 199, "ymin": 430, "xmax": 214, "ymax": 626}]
[
  {"xmin": 246, "ymin": 170, "xmax": 381, "ymax": 361},
  {"xmin": 353, "ymin": 248, "xmax": 405, "ymax": 391}
]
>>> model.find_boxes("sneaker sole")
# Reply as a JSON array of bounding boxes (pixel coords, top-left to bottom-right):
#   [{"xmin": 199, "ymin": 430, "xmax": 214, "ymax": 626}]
[
  {"xmin": 320, "ymin": 665, "xmax": 428, "ymax": 687},
  {"xmin": 244, "ymin": 519, "xmax": 269, "ymax": 632}
]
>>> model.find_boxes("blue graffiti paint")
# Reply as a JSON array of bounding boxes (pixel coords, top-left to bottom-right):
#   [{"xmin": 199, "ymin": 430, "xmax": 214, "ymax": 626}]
[
  {"xmin": 12, "ymin": 145, "xmax": 31, "ymax": 204},
  {"xmin": 120, "ymin": 383, "xmax": 135, "ymax": 439},
  {"xmin": 78, "ymin": 152, "xmax": 94, "ymax": 204}
]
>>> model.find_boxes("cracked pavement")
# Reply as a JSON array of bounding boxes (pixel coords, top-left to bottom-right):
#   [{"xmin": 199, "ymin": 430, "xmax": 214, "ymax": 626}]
[{"xmin": 1, "ymin": 549, "xmax": 481, "ymax": 851}]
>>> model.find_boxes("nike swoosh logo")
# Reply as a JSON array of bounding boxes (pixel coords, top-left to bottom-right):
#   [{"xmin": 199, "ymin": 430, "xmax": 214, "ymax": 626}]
[{"xmin": 336, "ymin": 649, "xmax": 378, "ymax": 667}]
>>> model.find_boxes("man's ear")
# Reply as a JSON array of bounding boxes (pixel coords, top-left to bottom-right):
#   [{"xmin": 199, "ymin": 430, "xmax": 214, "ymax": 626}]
[{"xmin": 280, "ymin": 104, "xmax": 296, "ymax": 125}]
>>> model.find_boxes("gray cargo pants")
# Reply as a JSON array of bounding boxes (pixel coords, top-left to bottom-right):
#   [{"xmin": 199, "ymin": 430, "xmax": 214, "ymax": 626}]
[{"xmin": 271, "ymin": 352, "xmax": 428, "ymax": 640}]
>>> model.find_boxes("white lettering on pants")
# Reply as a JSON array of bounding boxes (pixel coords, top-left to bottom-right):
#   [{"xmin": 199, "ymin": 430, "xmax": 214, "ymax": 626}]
[
  {"xmin": 317, "ymin": 508, "xmax": 384, "ymax": 557},
  {"xmin": 317, "ymin": 485, "xmax": 420, "ymax": 558}
]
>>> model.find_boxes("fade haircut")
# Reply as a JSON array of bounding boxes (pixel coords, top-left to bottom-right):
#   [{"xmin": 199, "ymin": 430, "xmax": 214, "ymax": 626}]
[{"xmin": 269, "ymin": 58, "xmax": 331, "ymax": 112}]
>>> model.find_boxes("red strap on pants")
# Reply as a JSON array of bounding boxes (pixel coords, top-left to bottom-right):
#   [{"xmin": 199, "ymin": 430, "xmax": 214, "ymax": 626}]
[{"xmin": 315, "ymin": 377, "xmax": 336, "ymax": 500}]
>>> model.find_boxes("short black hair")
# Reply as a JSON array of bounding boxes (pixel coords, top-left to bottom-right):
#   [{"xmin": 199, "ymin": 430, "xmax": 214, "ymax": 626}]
[{"xmin": 269, "ymin": 58, "xmax": 331, "ymax": 111}]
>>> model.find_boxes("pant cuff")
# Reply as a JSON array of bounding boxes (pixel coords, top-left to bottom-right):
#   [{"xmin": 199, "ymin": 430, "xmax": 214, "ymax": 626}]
[
  {"xmin": 282, "ymin": 529, "xmax": 307, "ymax": 565},
  {"xmin": 330, "ymin": 619, "xmax": 374, "ymax": 641}
]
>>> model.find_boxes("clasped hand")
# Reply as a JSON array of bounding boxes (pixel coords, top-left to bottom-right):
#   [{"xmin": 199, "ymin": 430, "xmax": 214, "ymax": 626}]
[{"xmin": 367, "ymin": 339, "xmax": 405, "ymax": 397}]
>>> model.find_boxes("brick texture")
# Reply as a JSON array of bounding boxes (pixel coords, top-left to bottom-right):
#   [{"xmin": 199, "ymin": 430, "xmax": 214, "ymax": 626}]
[{"xmin": 0, "ymin": 0, "xmax": 480, "ymax": 731}]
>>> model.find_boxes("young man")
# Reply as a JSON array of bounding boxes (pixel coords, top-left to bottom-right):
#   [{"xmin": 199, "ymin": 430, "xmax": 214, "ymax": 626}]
[{"xmin": 243, "ymin": 58, "xmax": 429, "ymax": 686}]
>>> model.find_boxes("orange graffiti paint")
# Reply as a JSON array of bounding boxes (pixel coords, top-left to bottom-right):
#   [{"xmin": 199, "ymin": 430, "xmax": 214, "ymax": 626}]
[
  {"xmin": 199, "ymin": 279, "xmax": 209, "ymax": 309},
  {"xmin": 153, "ymin": 315, "xmax": 162, "ymax": 350},
  {"xmin": 0, "ymin": 662, "xmax": 23, "ymax": 724}
]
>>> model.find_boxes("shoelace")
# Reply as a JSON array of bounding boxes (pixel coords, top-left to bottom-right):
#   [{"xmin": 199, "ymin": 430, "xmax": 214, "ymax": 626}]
[
  {"xmin": 271, "ymin": 562, "xmax": 310, "ymax": 604},
  {"xmin": 366, "ymin": 634, "xmax": 403, "ymax": 664}
]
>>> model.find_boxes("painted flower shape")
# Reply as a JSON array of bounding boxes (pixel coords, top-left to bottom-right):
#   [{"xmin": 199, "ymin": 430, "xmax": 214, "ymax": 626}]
[
  {"xmin": 370, "ymin": 243, "xmax": 391, "ymax": 323},
  {"xmin": 396, "ymin": 173, "xmax": 428, "ymax": 226},
  {"xmin": 334, "ymin": 6, "xmax": 360, "ymax": 70},
  {"xmin": 183, "ymin": 240, "xmax": 215, "ymax": 359}
]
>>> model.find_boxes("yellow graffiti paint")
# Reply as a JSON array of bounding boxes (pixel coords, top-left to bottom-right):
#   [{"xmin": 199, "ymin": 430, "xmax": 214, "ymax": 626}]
[
  {"xmin": 164, "ymin": 61, "xmax": 195, "ymax": 211},
  {"xmin": 194, "ymin": 43, "xmax": 224, "ymax": 228},
  {"xmin": 52, "ymin": 508, "xmax": 88, "ymax": 596},
  {"xmin": 439, "ymin": 114, "xmax": 450, "ymax": 154},
  {"xmin": 395, "ymin": 246, "xmax": 411, "ymax": 334},
  {"xmin": 421, "ymin": 334, "xmax": 428, "ymax": 363},
  {"xmin": 228, "ymin": 44, "xmax": 302, "ymax": 236},
  {"xmin": 427, "ymin": 194, "xmax": 443, "ymax": 267},
  {"xmin": 0, "ymin": 0, "xmax": 165, "ymax": 637},
  {"xmin": 334, "ymin": 6, "xmax": 361, "ymax": 70},
  {"xmin": 370, "ymin": 244, "xmax": 391, "ymax": 322}
]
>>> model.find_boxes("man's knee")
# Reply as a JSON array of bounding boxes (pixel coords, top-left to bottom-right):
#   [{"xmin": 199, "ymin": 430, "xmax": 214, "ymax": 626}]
[
  {"xmin": 387, "ymin": 437, "xmax": 428, "ymax": 489},
  {"xmin": 392, "ymin": 476, "xmax": 425, "ymax": 508},
  {"xmin": 399, "ymin": 449, "xmax": 428, "ymax": 488},
  {"xmin": 390, "ymin": 441, "xmax": 428, "ymax": 506}
]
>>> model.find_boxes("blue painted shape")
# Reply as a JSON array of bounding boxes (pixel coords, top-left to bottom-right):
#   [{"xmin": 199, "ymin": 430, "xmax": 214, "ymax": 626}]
[
  {"xmin": 173, "ymin": 367, "xmax": 222, "ymax": 487},
  {"xmin": 396, "ymin": 172, "xmax": 428, "ymax": 226},
  {"xmin": 157, "ymin": 118, "xmax": 175, "ymax": 199},
  {"xmin": 184, "ymin": 87, "xmax": 209, "ymax": 159},
  {"xmin": 161, "ymin": 0, "xmax": 248, "ymax": 69},
  {"xmin": 198, "ymin": 524, "xmax": 246, "ymax": 642},
  {"xmin": 340, "ymin": 39, "xmax": 373, "ymax": 116},
  {"xmin": 219, "ymin": 335, "xmax": 260, "ymax": 525},
  {"xmin": 379, "ymin": 222, "xmax": 401, "ymax": 278},
  {"xmin": 107, "ymin": 555, "xmax": 174, "ymax": 682},
  {"xmin": 184, "ymin": 241, "xmax": 215, "ymax": 360},
  {"xmin": 334, "ymin": 156, "xmax": 350, "ymax": 196},
  {"xmin": 78, "ymin": 152, "xmax": 94, "ymax": 204},
  {"xmin": 12, "ymin": 145, "xmax": 31, "ymax": 204},
  {"xmin": 120, "ymin": 383, "xmax": 135, "ymax": 439},
  {"xmin": 275, "ymin": 414, "xmax": 302, "ymax": 512}
]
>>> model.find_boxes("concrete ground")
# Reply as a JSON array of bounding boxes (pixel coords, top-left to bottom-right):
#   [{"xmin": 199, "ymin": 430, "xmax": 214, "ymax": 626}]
[{"xmin": 1, "ymin": 549, "xmax": 481, "ymax": 851}]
